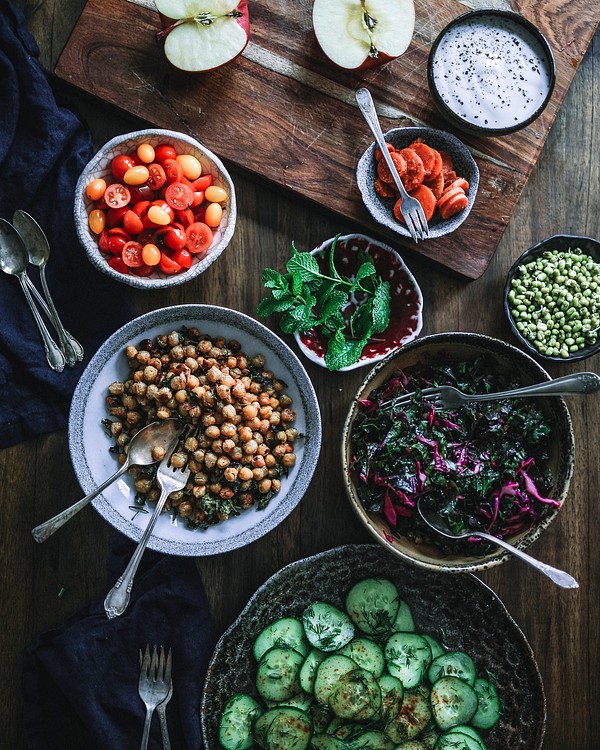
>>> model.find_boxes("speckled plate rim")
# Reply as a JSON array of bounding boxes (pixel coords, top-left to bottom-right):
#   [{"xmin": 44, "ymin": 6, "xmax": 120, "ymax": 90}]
[
  {"xmin": 503, "ymin": 234, "xmax": 600, "ymax": 363},
  {"xmin": 68, "ymin": 304, "xmax": 322, "ymax": 556},
  {"xmin": 341, "ymin": 332, "xmax": 575, "ymax": 574},
  {"xmin": 74, "ymin": 129, "xmax": 237, "ymax": 289},
  {"xmin": 293, "ymin": 233, "xmax": 424, "ymax": 371},
  {"xmin": 201, "ymin": 544, "xmax": 546, "ymax": 750}
]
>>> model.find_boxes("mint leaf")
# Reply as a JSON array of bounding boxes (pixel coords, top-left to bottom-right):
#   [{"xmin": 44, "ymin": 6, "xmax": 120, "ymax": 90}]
[
  {"xmin": 350, "ymin": 300, "xmax": 374, "ymax": 339},
  {"xmin": 372, "ymin": 280, "xmax": 391, "ymax": 334},
  {"xmin": 262, "ymin": 268, "xmax": 288, "ymax": 290},
  {"xmin": 291, "ymin": 271, "xmax": 305, "ymax": 297},
  {"xmin": 280, "ymin": 305, "xmax": 316, "ymax": 333},
  {"xmin": 319, "ymin": 289, "xmax": 347, "ymax": 322},
  {"xmin": 352, "ymin": 261, "xmax": 377, "ymax": 290},
  {"xmin": 256, "ymin": 294, "xmax": 295, "ymax": 317},
  {"xmin": 286, "ymin": 251, "xmax": 321, "ymax": 280},
  {"xmin": 324, "ymin": 332, "xmax": 369, "ymax": 370}
]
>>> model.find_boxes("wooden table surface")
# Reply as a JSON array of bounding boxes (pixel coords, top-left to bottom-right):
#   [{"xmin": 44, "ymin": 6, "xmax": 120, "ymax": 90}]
[{"xmin": 2, "ymin": 1, "xmax": 599, "ymax": 748}]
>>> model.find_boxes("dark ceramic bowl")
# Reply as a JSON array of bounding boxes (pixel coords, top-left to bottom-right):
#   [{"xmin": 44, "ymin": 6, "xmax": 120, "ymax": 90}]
[
  {"xmin": 356, "ymin": 126, "xmax": 479, "ymax": 240},
  {"xmin": 428, "ymin": 10, "xmax": 556, "ymax": 137},
  {"xmin": 201, "ymin": 544, "xmax": 546, "ymax": 750},
  {"xmin": 342, "ymin": 332, "xmax": 574, "ymax": 574},
  {"xmin": 504, "ymin": 235, "xmax": 600, "ymax": 362}
]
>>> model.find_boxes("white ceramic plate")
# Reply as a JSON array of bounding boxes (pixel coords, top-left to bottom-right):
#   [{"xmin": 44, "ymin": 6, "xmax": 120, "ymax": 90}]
[{"xmin": 68, "ymin": 305, "xmax": 322, "ymax": 555}]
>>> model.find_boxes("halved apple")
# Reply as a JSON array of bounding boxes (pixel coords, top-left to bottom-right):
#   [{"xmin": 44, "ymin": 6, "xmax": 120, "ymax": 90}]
[
  {"xmin": 155, "ymin": 0, "xmax": 250, "ymax": 73},
  {"xmin": 312, "ymin": 0, "xmax": 415, "ymax": 71}
]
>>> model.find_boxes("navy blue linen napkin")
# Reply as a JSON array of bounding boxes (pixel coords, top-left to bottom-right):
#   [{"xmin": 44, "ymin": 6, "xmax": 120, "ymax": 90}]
[
  {"xmin": 23, "ymin": 534, "xmax": 215, "ymax": 750},
  {"xmin": 0, "ymin": 0, "xmax": 131, "ymax": 448}
]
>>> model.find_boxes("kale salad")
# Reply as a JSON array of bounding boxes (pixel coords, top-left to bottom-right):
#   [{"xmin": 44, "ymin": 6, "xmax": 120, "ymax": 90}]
[{"xmin": 350, "ymin": 356, "xmax": 558, "ymax": 555}]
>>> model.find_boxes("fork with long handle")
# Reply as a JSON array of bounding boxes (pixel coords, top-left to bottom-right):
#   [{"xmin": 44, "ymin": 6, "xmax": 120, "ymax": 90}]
[
  {"xmin": 138, "ymin": 646, "xmax": 171, "ymax": 750},
  {"xmin": 355, "ymin": 87, "xmax": 429, "ymax": 243},
  {"xmin": 156, "ymin": 649, "xmax": 173, "ymax": 750}
]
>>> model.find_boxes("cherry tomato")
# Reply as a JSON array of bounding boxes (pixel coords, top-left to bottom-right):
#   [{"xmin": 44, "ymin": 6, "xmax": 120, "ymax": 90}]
[
  {"xmin": 193, "ymin": 205, "xmax": 206, "ymax": 223},
  {"xmin": 121, "ymin": 241, "xmax": 145, "ymax": 267},
  {"xmin": 98, "ymin": 230, "xmax": 111, "ymax": 252},
  {"xmin": 107, "ymin": 255, "xmax": 130, "ymax": 274},
  {"xmin": 176, "ymin": 153, "xmax": 202, "ymax": 180},
  {"xmin": 154, "ymin": 144, "xmax": 177, "ymax": 164},
  {"xmin": 185, "ymin": 222, "xmax": 213, "ymax": 253},
  {"xmin": 128, "ymin": 184, "xmax": 155, "ymax": 204},
  {"xmin": 175, "ymin": 207, "xmax": 195, "ymax": 227},
  {"xmin": 106, "ymin": 206, "xmax": 128, "ymax": 227},
  {"xmin": 205, "ymin": 185, "xmax": 228, "ymax": 203},
  {"xmin": 163, "ymin": 158, "xmax": 184, "ymax": 184},
  {"xmin": 190, "ymin": 190, "xmax": 204, "ymax": 208},
  {"xmin": 147, "ymin": 204, "xmax": 172, "ymax": 226},
  {"xmin": 151, "ymin": 200, "xmax": 175, "ymax": 223},
  {"xmin": 204, "ymin": 202, "xmax": 223, "ymax": 228},
  {"xmin": 170, "ymin": 247, "xmax": 193, "ymax": 269},
  {"xmin": 123, "ymin": 165, "xmax": 150, "ymax": 186},
  {"xmin": 154, "ymin": 225, "xmax": 186, "ymax": 251},
  {"xmin": 85, "ymin": 178, "xmax": 107, "ymax": 201},
  {"xmin": 123, "ymin": 209, "xmax": 144, "ymax": 235},
  {"xmin": 132, "ymin": 263, "xmax": 155, "ymax": 277},
  {"xmin": 107, "ymin": 234, "xmax": 128, "ymax": 255},
  {"xmin": 88, "ymin": 209, "xmax": 106, "ymax": 234},
  {"xmin": 107, "ymin": 226, "xmax": 132, "ymax": 239},
  {"xmin": 147, "ymin": 163, "xmax": 167, "ymax": 191},
  {"xmin": 141, "ymin": 243, "xmax": 161, "ymax": 266},
  {"xmin": 111, "ymin": 154, "xmax": 136, "ymax": 181},
  {"xmin": 132, "ymin": 200, "xmax": 152, "ymax": 218},
  {"xmin": 158, "ymin": 251, "xmax": 183, "ymax": 275},
  {"xmin": 104, "ymin": 183, "xmax": 131, "ymax": 209},
  {"xmin": 137, "ymin": 143, "xmax": 155, "ymax": 164},
  {"xmin": 191, "ymin": 174, "xmax": 213, "ymax": 191},
  {"xmin": 164, "ymin": 181, "xmax": 194, "ymax": 210}
]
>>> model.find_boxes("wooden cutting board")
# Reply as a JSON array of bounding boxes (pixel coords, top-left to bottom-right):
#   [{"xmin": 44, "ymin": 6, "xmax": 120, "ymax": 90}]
[{"xmin": 54, "ymin": 0, "xmax": 598, "ymax": 278}]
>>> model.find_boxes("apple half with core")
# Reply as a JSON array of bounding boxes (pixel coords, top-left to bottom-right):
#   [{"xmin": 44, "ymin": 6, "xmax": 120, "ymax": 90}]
[
  {"xmin": 155, "ymin": 0, "xmax": 250, "ymax": 72},
  {"xmin": 312, "ymin": 0, "xmax": 415, "ymax": 70}
]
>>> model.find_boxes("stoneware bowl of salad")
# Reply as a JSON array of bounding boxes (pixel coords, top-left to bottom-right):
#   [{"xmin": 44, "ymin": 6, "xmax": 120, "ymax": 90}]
[
  {"xmin": 74, "ymin": 129, "xmax": 237, "ymax": 289},
  {"xmin": 342, "ymin": 332, "xmax": 575, "ymax": 574},
  {"xmin": 504, "ymin": 234, "xmax": 600, "ymax": 363}
]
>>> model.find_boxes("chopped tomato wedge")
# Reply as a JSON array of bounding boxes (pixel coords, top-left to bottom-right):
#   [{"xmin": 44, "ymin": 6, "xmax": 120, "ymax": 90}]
[
  {"xmin": 185, "ymin": 222, "xmax": 213, "ymax": 254},
  {"xmin": 164, "ymin": 181, "xmax": 194, "ymax": 210},
  {"xmin": 121, "ymin": 240, "xmax": 145, "ymax": 267}
]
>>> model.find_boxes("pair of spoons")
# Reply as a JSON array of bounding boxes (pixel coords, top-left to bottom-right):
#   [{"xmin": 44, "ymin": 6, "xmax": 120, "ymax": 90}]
[{"xmin": 0, "ymin": 212, "xmax": 83, "ymax": 371}]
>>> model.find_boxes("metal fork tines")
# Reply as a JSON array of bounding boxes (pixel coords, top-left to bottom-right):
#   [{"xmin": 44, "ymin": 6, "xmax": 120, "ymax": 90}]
[{"xmin": 138, "ymin": 645, "xmax": 173, "ymax": 750}]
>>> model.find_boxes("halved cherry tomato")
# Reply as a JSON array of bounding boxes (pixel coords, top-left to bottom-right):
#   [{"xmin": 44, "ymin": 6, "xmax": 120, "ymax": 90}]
[
  {"xmin": 121, "ymin": 240, "xmax": 145, "ymax": 267},
  {"xmin": 128, "ymin": 184, "xmax": 155, "ymax": 204},
  {"xmin": 132, "ymin": 200, "xmax": 152, "ymax": 218},
  {"xmin": 107, "ymin": 255, "xmax": 130, "ymax": 274},
  {"xmin": 170, "ymin": 247, "xmax": 193, "ymax": 269},
  {"xmin": 111, "ymin": 154, "xmax": 136, "ymax": 181},
  {"xmin": 158, "ymin": 251, "xmax": 183, "ymax": 275},
  {"xmin": 164, "ymin": 181, "xmax": 194, "ymax": 210},
  {"xmin": 107, "ymin": 226, "xmax": 133, "ymax": 240},
  {"xmin": 185, "ymin": 222, "xmax": 213, "ymax": 253},
  {"xmin": 163, "ymin": 158, "xmax": 184, "ymax": 184},
  {"xmin": 123, "ymin": 209, "xmax": 144, "ymax": 235},
  {"xmin": 154, "ymin": 144, "xmax": 177, "ymax": 164},
  {"xmin": 190, "ymin": 190, "xmax": 204, "ymax": 208},
  {"xmin": 191, "ymin": 174, "xmax": 213, "ymax": 191},
  {"xmin": 106, "ymin": 206, "xmax": 128, "ymax": 228},
  {"xmin": 147, "ymin": 163, "xmax": 167, "ymax": 190},
  {"xmin": 175, "ymin": 207, "xmax": 195, "ymax": 227},
  {"xmin": 104, "ymin": 183, "xmax": 131, "ymax": 209},
  {"xmin": 154, "ymin": 225, "xmax": 186, "ymax": 251},
  {"xmin": 132, "ymin": 262, "xmax": 155, "ymax": 277},
  {"xmin": 107, "ymin": 234, "xmax": 128, "ymax": 255},
  {"xmin": 98, "ymin": 230, "xmax": 111, "ymax": 252}
]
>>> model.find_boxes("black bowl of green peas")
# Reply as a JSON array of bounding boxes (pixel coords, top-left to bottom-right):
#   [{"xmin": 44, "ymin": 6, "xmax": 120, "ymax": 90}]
[{"xmin": 504, "ymin": 235, "xmax": 600, "ymax": 362}]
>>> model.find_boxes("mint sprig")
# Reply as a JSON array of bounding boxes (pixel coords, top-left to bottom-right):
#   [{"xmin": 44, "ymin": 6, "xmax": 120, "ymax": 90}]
[{"xmin": 257, "ymin": 235, "xmax": 391, "ymax": 370}]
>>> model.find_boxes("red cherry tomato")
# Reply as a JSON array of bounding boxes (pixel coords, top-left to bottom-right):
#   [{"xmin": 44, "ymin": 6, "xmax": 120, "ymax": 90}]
[
  {"xmin": 128, "ymin": 184, "xmax": 155, "ymax": 204},
  {"xmin": 132, "ymin": 200, "xmax": 152, "ymax": 218},
  {"xmin": 154, "ymin": 144, "xmax": 177, "ymax": 164},
  {"xmin": 151, "ymin": 200, "xmax": 175, "ymax": 222},
  {"xmin": 104, "ymin": 183, "xmax": 131, "ymax": 209},
  {"xmin": 98, "ymin": 230, "xmax": 111, "ymax": 253},
  {"xmin": 190, "ymin": 190, "xmax": 204, "ymax": 208},
  {"xmin": 193, "ymin": 204, "xmax": 206, "ymax": 222},
  {"xmin": 131, "ymin": 262, "xmax": 155, "ymax": 277},
  {"xmin": 163, "ymin": 158, "xmax": 184, "ymax": 184},
  {"xmin": 121, "ymin": 241, "xmax": 145, "ymax": 268},
  {"xmin": 154, "ymin": 225, "xmax": 186, "ymax": 251},
  {"xmin": 170, "ymin": 247, "xmax": 193, "ymax": 269},
  {"xmin": 107, "ymin": 234, "xmax": 128, "ymax": 255},
  {"xmin": 164, "ymin": 181, "xmax": 194, "ymax": 210},
  {"xmin": 185, "ymin": 222, "xmax": 213, "ymax": 253},
  {"xmin": 158, "ymin": 251, "xmax": 183, "ymax": 275},
  {"xmin": 175, "ymin": 207, "xmax": 195, "ymax": 227},
  {"xmin": 111, "ymin": 154, "xmax": 136, "ymax": 181},
  {"xmin": 107, "ymin": 256, "xmax": 130, "ymax": 274},
  {"xmin": 123, "ymin": 209, "xmax": 144, "ymax": 235},
  {"xmin": 191, "ymin": 174, "xmax": 213, "ymax": 192},
  {"xmin": 147, "ymin": 163, "xmax": 167, "ymax": 191},
  {"xmin": 107, "ymin": 226, "xmax": 132, "ymax": 239},
  {"xmin": 106, "ymin": 206, "xmax": 129, "ymax": 228}
]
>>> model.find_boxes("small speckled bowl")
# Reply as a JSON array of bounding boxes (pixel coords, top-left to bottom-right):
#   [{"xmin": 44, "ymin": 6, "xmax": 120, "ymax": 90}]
[
  {"xmin": 428, "ymin": 10, "xmax": 556, "ymax": 136},
  {"xmin": 201, "ymin": 545, "xmax": 546, "ymax": 750},
  {"xmin": 68, "ymin": 305, "xmax": 322, "ymax": 556},
  {"xmin": 504, "ymin": 235, "xmax": 600, "ymax": 362},
  {"xmin": 356, "ymin": 127, "xmax": 479, "ymax": 240},
  {"xmin": 74, "ymin": 129, "xmax": 236, "ymax": 289},
  {"xmin": 342, "ymin": 332, "xmax": 574, "ymax": 575}
]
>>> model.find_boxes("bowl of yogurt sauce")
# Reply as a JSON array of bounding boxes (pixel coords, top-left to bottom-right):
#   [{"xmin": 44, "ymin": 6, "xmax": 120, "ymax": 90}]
[{"xmin": 427, "ymin": 10, "xmax": 556, "ymax": 136}]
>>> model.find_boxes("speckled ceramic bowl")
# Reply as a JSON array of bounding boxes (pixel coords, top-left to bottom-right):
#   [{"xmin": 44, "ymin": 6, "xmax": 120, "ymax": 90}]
[
  {"xmin": 74, "ymin": 129, "xmax": 236, "ymax": 289},
  {"xmin": 342, "ymin": 332, "xmax": 574, "ymax": 574},
  {"xmin": 201, "ymin": 544, "xmax": 546, "ymax": 750},
  {"xmin": 356, "ymin": 127, "xmax": 479, "ymax": 241},
  {"xmin": 68, "ymin": 305, "xmax": 321, "ymax": 555},
  {"xmin": 293, "ymin": 234, "xmax": 423, "ymax": 371},
  {"xmin": 504, "ymin": 235, "xmax": 600, "ymax": 363}
]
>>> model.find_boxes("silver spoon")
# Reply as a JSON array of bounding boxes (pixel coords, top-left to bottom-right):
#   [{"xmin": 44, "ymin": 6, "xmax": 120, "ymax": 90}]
[
  {"xmin": 0, "ymin": 218, "xmax": 65, "ymax": 372},
  {"xmin": 417, "ymin": 499, "xmax": 579, "ymax": 589},
  {"xmin": 13, "ymin": 210, "xmax": 84, "ymax": 366},
  {"xmin": 31, "ymin": 419, "xmax": 185, "ymax": 542}
]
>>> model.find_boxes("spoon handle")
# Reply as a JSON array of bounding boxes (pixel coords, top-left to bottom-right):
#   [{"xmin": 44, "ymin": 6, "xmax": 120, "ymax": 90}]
[
  {"xmin": 18, "ymin": 275, "xmax": 65, "ymax": 372},
  {"xmin": 468, "ymin": 372, "xmax": 600, "ymax": 401},
  {"xmin": 31, "ymin": 461, "xmax": 129, "ymax": 542},
  {"xmin": 478, "ymin": 532, "xmax": 579, "ymax": 588}
]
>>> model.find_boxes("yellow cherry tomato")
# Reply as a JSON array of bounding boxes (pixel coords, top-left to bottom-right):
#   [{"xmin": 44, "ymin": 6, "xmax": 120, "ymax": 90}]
[
  {"xmin": 136, "ymin": 142, "xmax": 155, "ymax": 164},
  {"xmin": 176, "ymin": 153, "xmax": 202, "ymax": 180},
  {"xmin": 85, "ymin": 178, "xmax": 107, "ymax": 201},
  {"xmin": 204, "ymin": 202, "xmax": 223, "ymax": 228},
  {"xmin": 88, "ymin": 209, "xmax": 106, "ymax": 234},
  {"xmin": 204, "ymin": 185, "xmax": 228, "ymax": 203},
  {"xmin": 142, "ymin": 243, "xmax": 161, "ymax": 266},
  {"xmin": 147, "ymin": 205, "xmax": 172, "ymax": 226},
  {"xmin": 123, "ymin": 165, "xmax": 150, "ymax": 185}
]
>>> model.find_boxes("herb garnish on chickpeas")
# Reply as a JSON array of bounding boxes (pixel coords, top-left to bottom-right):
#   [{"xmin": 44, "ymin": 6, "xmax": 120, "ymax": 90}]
[{"xmin": 103, "ymin": 327, "xmax": 300, "ymax": 529}]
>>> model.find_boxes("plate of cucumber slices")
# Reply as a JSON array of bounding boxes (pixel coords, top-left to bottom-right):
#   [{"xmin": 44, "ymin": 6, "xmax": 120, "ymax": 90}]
[{"xmin": 201, "ymin": 544, "xmax": 546, "ymax": 750}]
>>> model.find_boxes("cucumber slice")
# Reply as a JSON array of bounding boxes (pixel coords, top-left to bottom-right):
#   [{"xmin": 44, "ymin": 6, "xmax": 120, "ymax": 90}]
[
  {"xmin": 300, "ymin": 649, "xmax": 328, "ymax": 694},
  {"xmin": 391, "ymin": 599, "xmax": 415, "ymax": 633},
  {"xmin": 347, "ymin": 729, "xmax": 395, "ymax": 750},
  {"xmin": 393, "ymin": 742, "xmax": 428, "ymax": 750},
  {"xmin": 266, "ymin": 706, "xmax": 313, "ymax": 750},
  {"xmin": 444, "ymin": 725, "xmax": 487, "ymax": 748},
  {"xmin": 338, "ymin": 638, "xmax": 385, "ymax": 677},
  {"xmin": 276, "ymin": 692, "xmax": 314, "ymax": 712},
  {"xmin": 254, "ymin": 617, "xmax": 310, "ymax": 662},
  {"xmin": 254, "ymin": 710, "xmax": 276, "ymax": 749},
  {"xmin": 417, "ymin": 724, "xmax": 441, "ymax": 750},
  {"xmin": 470, "ymin": 678, "xmax": 501, "ymax": 730},
  {"xmin": 311, "ymin": 733, "xmax": 350, "ymax": 750},
  {"xmin": 257, "ymin": 647, "xmax": 305, "ymax": 703},
  {"xmin": 377, "ymin": 674, "xmax": 404, "ymax": 722},
  {"xmin": 384, "ymin": 691, "xmax": 432, "ymax": 743},
  {"xmin": 345, "ymin": 578, "xmax": 400, "ymax": 637},
  {"xmin": 310, "ymin": 703, "xmax": 333, "ymax": 734},
  {"xmin": 422, "ymin": 635, "xmax": 444, "ymax": 660},
  {"xmin": 427, "ymin": 652, "xmax": 476, "ymax": 686},
  {"xmin": 218, "ymin": 692, "xmax": 263, "ymax": 750},
  {"xmin": 303, "ymin": 602, "xmax": 355, "ymax": 652},
  {"xmin": 314, "ymin": 655, "xmax": 358, "ymax": 705},
  {"xmin": 430, "ymin": 676, "xmax": 478, "ymax": 731},
  {"xmin": 328, "ymin": 668, "xmax": 382, "ymax": 721},
  {"xmin": 384, "ymin": 632, "xmax": 432, "ymax": 689},
  {"xmin": 434, "ymin": 728, "xmax": 486, "ymax": 750}
]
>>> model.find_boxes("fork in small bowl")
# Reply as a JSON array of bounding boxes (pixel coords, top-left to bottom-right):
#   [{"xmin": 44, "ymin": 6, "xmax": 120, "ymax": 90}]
[
  {"xmin": 138, "ymin": 645, "xmax": 172, "ymax": 750},
  {"xmin": 355, "ymin": 87, "xmax": 429, "ymax": 243},
  {"xmin": 381, "ymin": 371, "xmax": 600, "ymax": 411}
]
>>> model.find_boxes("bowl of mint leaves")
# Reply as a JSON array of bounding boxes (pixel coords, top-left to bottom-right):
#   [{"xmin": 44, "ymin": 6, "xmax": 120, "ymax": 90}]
[{"xmin": 256, "ymin": 233, "xmax": 423, "ymax": 371}]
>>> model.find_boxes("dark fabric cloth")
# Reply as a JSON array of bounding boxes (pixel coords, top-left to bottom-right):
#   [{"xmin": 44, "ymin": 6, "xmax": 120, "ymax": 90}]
[
  {"xmin": 23, "ymin": 534, "xmax": 215, "ymax": 750},
  {"xmin": 0, "ymin": 0, "xmax": 132, "ymax": 448}
]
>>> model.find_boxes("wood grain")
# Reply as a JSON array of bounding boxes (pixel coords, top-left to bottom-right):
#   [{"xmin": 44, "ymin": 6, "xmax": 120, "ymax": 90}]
[
  {"xmin": 52, "ymin": 0, "xmax": 599, "ymax": 278},
  {"xmin": 2, "ymin": 1, "xmax": 599, "ymax": 749}
]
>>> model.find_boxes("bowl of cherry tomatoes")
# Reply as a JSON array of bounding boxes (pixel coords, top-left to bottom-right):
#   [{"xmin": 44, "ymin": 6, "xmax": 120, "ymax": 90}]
[{"xmin": 74, "ymin": 129, "xmax": 237, "ymax": 288}]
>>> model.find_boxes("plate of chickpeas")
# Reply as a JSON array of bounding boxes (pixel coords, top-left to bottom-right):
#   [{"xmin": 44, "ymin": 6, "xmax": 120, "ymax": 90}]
[{"xmin": 68, "ymin": 305, "xmax": 322, "ymax": 555}]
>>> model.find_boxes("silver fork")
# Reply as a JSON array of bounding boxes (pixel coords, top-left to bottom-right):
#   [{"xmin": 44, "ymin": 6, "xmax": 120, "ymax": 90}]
[
  {"xmin": 355, "ymin": 87, "xmax": 429, "ymax": 243},
  {"xmin": 104, "ymin": 451, "xmax": 191, "ymax": 618},
  {"xmin": 381, "ymin": 372, "xmax": 600, "ymax": 411},
  {"xmin": 138, "ymin": 645, "xmax": 172, "ymax": 750}
]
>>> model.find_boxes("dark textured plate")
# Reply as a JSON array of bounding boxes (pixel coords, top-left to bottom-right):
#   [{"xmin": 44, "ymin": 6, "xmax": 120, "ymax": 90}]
[{"xmin": 201, "ymin": 544, "xmax": 546, "ymax": 749}]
